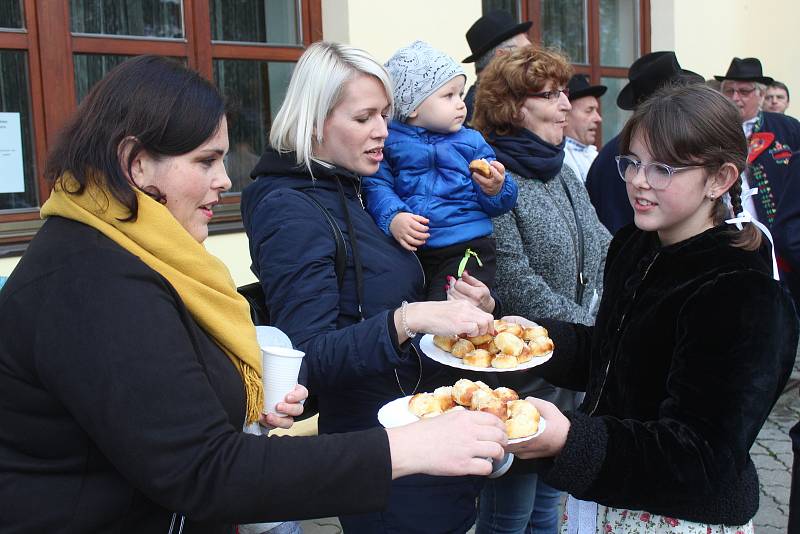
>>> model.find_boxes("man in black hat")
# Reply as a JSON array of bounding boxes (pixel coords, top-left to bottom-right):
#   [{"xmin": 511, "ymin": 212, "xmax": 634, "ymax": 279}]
[
  {"xmin": 563, "ymin": 74, "xmax": 606, "ymax": 183},
  {"xmin": 584, "ymin": 51, "xmax": 703, "ymax": 234},
  {"xmin": 717, "ymin": 57, "xmax": 800, "ymax": 227},
  {"xmin": 462, "ymin": 10, "xmax": 532, "ymax": 123}
]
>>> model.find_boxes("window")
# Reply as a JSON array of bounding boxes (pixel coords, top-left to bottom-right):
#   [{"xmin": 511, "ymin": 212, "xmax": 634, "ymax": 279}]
[
  {"xmin": 484, "ymin": 0, "xmax": 650, "ymax": 144},
  {"xmin": 0, "ymin": 0, "xmax": 320, "ymax": 250}
]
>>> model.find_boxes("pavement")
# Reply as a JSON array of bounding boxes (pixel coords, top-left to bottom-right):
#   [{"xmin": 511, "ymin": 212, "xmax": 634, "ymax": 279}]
[{"xmin": 298, "ymin": 348, "xmax": 800, "ymax": 534}]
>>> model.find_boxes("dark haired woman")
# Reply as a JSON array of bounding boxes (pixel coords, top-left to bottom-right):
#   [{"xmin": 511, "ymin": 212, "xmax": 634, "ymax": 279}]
[
  {"xmin": 507, "ymin": 84, "xmax": 799, "ymax": 533},
  {"xmin": 0, "ymin": 55, "xmax": 507, "ymax": 533}
]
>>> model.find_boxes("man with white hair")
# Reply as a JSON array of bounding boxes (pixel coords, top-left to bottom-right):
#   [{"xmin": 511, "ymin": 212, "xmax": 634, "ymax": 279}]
[
  {"xmin": 563, "ymin": 74, "xmax": 606, "ymax": 183},
  {"xmin": 716, "ymin": 57, "xmax": 800, "ymax": 226}
]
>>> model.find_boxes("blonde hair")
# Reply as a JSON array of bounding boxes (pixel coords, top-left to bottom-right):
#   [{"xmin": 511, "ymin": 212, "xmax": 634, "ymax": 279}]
[{"xmin": 269, "ymin": 41, "xmax": 393, "ymax": 173}]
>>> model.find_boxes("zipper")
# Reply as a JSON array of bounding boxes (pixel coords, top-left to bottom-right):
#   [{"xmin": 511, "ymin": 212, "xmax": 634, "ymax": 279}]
[
  {"xmin": 543, "ymin": 182, "xmax": 582, "ymax": 303},
  {"xmin": 588, "ymin": 251, "xmax": 659, "ymax": 416},
  {"xmin": 355, "ymin": 179, "xmax": 365, "ymax": 209}
]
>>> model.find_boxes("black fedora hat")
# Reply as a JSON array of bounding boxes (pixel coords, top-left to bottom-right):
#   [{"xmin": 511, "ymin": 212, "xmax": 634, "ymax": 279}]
[
  {"xmin": 714, "ymin": 57, "xmax": 774, "ymax": 85},
  {"xmin": 463, "ymin": 10, "xmax": 532, "ymax": 63},
  {"xmin": 617, "ymin": 51, "xmax": 703, "ymax": 110},
  {"xmin": 567, "ymin": 74, "xmax": 607, "ymax": 101}
]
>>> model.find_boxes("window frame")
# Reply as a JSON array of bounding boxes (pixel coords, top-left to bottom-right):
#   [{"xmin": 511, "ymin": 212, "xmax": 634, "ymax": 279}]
[
  {"xmin": 522, "ymin": 0, "xmax": 651, "ymax": 144},
  {"xmin": 0, "ymin": 0, "xmax": 322, "ymax": 251}
]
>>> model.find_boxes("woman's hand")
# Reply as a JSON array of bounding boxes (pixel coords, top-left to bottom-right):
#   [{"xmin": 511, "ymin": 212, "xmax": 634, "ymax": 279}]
[
  {"xmin": 386, "ymin": 410, "xmax": 507, "ymax": 478},
  {"xmin": 389, "ymin": 212, "xmax": 430, "ymax": 251},
  {"xmin": 395, "ymin": 300, "xmax": 495, "ymax": 344},
  {"xmin": 446, "ymin": 270, "xmax": 496, "ymax": 314},
  {"xmin": 258, "ymin": 384, "xmax": 309, "ymax": 430},
  {"xmin": 505, "ymin": 397, "xmax": 570, "ymax": 459},
  {"xmin": 472, "ymin": 160, "xmax": 506, "ymax": 196}
]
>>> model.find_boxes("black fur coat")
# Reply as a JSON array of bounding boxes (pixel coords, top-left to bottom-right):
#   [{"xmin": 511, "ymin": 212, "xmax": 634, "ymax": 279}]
[{"xmin": 528, "ymin": 224, "xmax": 799, "ymax": 525}]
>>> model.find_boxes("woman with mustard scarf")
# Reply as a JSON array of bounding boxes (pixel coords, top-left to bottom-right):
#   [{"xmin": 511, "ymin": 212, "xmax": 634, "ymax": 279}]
[{"xmin": 0, "ymin": 56, "xmax": 507, "ymax": 533}]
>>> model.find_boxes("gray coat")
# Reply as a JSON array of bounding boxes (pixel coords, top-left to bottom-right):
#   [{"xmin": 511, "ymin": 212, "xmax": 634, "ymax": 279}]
[{"xmin": 492, "ymin": 165, "xmax": 611, "ymax": 405}]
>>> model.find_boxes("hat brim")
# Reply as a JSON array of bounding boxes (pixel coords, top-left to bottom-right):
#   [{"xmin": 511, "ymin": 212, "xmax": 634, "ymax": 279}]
[
  {"xmin": 617, "ymin": 69, "xmax": 705, "ymax": 110},
  {"xmin": 462, "ymin": 21, "xmax": 533, "ymax": 63},
  {"xmin": 714, "ymin": 74, "xmax": 774, "ymax": 85},
  {"xmin": 569, "ymin": 85, "xmax": 607, "ymax": 101}
]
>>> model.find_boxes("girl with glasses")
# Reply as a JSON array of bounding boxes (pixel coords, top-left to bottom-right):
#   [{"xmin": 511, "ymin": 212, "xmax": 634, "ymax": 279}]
[{"xmin": 507, "ymin": 83, "xmax": 798, "ymax": 533}]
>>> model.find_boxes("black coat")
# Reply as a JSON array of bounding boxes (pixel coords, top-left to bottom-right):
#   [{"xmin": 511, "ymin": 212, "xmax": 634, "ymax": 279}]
[
  {"xmin": 584, "ymin": 134, "xmax": 631, "ymax": 235},
  {"xmin": 528, "ymin": 224, "xmax": 799, "ymax": 524},
  {"xmin": 0, "ymin": 217, "xmax": 391, "ymax": 533}
]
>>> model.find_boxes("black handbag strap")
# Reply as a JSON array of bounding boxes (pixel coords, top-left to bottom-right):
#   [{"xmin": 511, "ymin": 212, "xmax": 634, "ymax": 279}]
[
  {"xmin": 557, "ymin": 175, "xmax": 587, "ymax": 304},
  {"xmin": 302, "ymin": 191, "xmax": 348, "ymax": 287},
  {"xmin": 237, "ymin": 189, "xmax": 347, "ymax": 326}
]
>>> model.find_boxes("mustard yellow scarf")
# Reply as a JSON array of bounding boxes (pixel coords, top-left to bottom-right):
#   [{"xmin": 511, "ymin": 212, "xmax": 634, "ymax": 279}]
[{"xmin": 41, "ymin": 174, "xmax": 264, "ymax": 423}]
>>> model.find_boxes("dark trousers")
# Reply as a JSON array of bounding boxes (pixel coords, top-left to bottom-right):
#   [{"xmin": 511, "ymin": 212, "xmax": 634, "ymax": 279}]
[
  {"xmin": 790, "ymin": 416, "xmax": 800, "ymax": 533},
  {"xmin": 416, "ymin": 236, "xmax": 496, "ymax": 302}
]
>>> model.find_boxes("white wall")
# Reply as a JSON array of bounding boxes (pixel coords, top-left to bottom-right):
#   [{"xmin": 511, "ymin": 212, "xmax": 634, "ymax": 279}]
[
  {"xmin": 322, "ymin": 0, "xmax": 482, "ymax": 88},
  {"xmin": 0, "ymin": 256, "xmax": 18, "ymax": 277},
  {"xmin": 204, "ymin": 232, "xmax": 257, "ymax": 287},
  {"xmin": 652, "ymin": 0, "xmax": 799, "ymax": 119}
]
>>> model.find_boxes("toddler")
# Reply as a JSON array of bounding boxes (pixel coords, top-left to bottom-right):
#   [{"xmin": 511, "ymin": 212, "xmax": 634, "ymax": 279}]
[{"xmin": 364, "ymin": 40, "xmax": 518, "ymax": 301}]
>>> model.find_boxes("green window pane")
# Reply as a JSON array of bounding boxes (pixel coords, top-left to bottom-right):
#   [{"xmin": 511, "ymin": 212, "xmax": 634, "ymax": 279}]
[
  {"xmin": 599, "ymin": 77, "xmax": 632, "ymax": 142},
  {"xmin": 214, "ymin": 59, "xmax": 295, "ymax": 193},
  {"xmin": 70, "ymin": 0, "xmax": 184, "ymax": 38},
  {"xmin": 541, "ymin": 0, "xmax": 587, "ymax": 64},
  {"xmin": 0, "ymin": 0, "xmax": 24, "ymax": 29},
  {"xmin": 0, "ymin": 51, "xmax": 38, "ymax": 210},
  {"xmin": 210, "ymin": 0, "xmax": 300, "ymax": 45},
  {"xmin": 481, "ymin": 0, "xmax": 520, "ymax": 20},
  {"xmin": 73, "ymin": 54, "xmax": 130, "ymax": 103},
  {"xmin": 600, "ymin": 0, "xmax": 639, "ymax": 67}
]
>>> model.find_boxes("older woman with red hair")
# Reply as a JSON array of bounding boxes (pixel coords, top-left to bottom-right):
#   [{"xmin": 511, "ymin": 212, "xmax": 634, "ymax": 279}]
[{"xmin": 472, "ymin": 45, "xmax": 611, "ymax": 533}]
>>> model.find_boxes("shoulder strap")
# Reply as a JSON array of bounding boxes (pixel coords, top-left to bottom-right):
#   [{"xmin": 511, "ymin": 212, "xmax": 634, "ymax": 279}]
[
  {"xmin": 237, "ymin": 188, "xmax": 347, "ymax": 327},
  {"xmin": 301, "ymin": 192, "xmax": 347, "ymax": 288},
  {"xmin": 557, "ymin": 174, "xmax": 587, "ymax": 304}
]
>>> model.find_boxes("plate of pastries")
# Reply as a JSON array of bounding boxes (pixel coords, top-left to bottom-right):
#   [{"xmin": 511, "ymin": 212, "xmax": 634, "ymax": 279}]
[
  {"xmin": 377, "ymin": 379, "xmax": 545, "ymax": 443},
  {"xmin": 419, "ymin": 319, "xmax": 554, "ymax": 371}
]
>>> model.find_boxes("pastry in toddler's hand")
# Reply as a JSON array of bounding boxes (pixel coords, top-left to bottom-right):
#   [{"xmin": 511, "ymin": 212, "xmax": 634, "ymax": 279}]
[{"xmin": 469, "ymin": 159, "xmax": 492, "ymax": 178}]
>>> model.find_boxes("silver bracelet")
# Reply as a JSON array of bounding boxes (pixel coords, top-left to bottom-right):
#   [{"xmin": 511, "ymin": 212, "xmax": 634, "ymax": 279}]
[{"xmin": 400, "ymin": 300, "xmax": 418, "ymax": 339}]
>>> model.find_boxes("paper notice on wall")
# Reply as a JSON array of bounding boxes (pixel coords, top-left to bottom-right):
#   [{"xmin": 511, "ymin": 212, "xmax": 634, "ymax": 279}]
[{"xmin": 0, "ymin": 112, "xmax": 25, "ymax": 193}]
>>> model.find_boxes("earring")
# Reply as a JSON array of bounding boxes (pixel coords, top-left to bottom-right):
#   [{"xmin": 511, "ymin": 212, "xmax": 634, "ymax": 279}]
[{"xmin": 708, "ymin": 194, "xmax": 716, "ymax": 200}]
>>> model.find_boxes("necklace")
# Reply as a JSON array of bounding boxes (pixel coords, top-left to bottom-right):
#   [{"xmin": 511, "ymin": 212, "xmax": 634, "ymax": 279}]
[{"xmin": 394, "ymin": 344, "xmax": 423, "ymax": 396}]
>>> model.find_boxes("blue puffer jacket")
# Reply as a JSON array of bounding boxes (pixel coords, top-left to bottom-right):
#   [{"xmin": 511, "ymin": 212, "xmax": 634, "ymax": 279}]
[{"xmin": 364, "ymin": 121, "xmax": 518, "ymax": 249}]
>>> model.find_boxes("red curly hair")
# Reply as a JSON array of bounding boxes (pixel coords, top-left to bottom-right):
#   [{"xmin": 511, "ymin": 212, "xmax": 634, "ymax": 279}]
[{"xmin": 471, "ymin": 45, "xmax": 573, "ymax": 137}]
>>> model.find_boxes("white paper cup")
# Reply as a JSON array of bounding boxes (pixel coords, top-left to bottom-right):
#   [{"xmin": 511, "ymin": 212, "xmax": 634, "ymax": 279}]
[
  {"xmin": 488, "ymin": 452, "xmax": 514, "ymax": 479},
  {"xmin": 261, "ymin": 345, "xmax": 304, "ymax": 416}
]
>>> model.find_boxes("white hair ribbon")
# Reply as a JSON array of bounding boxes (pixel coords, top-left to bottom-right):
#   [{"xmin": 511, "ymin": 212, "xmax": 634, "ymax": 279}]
[{"xmin": 723, "ymin": 187, "xmax": 780, "ymax": 281}]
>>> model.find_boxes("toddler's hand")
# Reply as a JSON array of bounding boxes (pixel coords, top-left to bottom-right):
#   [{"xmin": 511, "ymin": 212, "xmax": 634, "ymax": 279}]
[
  {"xmin": 472, "ymin": 160, "xmax": 506, "ymax": 196},
  {"xmin": 390, "ymin": 212, "xmax": 430, "ymax": 251}
]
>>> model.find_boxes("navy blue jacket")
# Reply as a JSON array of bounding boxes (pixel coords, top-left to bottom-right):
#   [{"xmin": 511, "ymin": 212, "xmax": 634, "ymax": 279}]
[
  {"xmin": 774, "ymin": 151, "xmax": 800, "ymax": 313},
  {"xmin": 241, "ymin": 150, "xmax": 455, "ymax": 434},
  {"xmin": 747, "ymin": 111, "xmax": 800, "ymax": 225},
  {"xmin": 585, "ymin": 134, "xmax": 631, "ymax": 235},
  {"xmin": 364, "ymin": 121, "xmax": 517, "ymax": 249}
]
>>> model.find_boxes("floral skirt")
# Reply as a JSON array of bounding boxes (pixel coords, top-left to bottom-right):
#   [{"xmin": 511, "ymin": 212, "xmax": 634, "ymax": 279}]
[{"xmin": 562, "ymin": 505, "xmax": 754, "ymax": 533}]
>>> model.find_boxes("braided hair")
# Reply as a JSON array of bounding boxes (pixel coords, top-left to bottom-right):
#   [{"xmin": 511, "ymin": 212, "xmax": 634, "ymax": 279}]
[{"xmin": 620, "ymin": 83, "xmax": 762, "ymax": 250}]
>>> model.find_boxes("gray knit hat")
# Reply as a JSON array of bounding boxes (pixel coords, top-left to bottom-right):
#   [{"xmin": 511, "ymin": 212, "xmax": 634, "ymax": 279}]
[{"xmin": 385, "ymin": 40, "xmax": 466, "ymax": 121}]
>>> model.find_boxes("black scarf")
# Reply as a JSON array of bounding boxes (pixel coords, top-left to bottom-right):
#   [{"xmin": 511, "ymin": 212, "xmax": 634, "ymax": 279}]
[{"xmin": 486, "ymin": 128, "xmax": 565, "ymax": 182}]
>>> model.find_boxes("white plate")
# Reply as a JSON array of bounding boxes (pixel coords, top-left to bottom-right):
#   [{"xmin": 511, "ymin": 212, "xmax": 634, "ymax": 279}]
[
  {"xmin": 419, "ymin": 334, "xmax": 553, "ymax": 372},
  {"xmin": 377, "ymin": 395, "xmax": 546, "ymax": 443}
]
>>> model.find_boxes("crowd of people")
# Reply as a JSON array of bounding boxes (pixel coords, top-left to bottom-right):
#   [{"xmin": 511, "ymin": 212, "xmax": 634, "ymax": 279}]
[{"xmin": 0, "ymin": 7, "xmax": 799, "ymax": 534}]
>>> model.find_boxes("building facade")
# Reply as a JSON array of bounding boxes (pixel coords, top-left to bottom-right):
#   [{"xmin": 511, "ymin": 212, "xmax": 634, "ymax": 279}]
[{"xmin": 0, "ymin": 0, "xmax": 797, "ymax": 281}]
